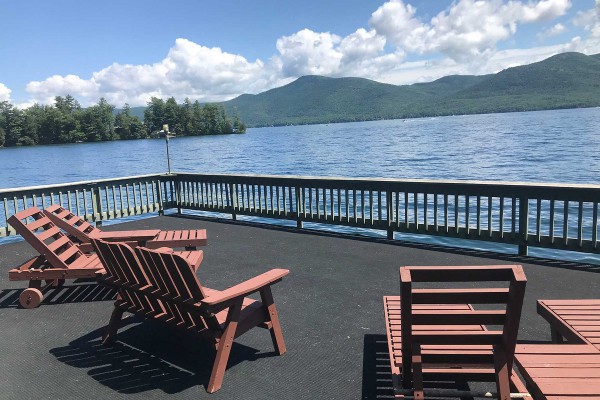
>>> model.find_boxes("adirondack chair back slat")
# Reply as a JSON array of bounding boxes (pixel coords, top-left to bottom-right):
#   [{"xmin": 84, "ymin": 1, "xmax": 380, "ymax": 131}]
[{"xmin": 8, "ymin": 207, "xmax": 87, "ymax": 270}]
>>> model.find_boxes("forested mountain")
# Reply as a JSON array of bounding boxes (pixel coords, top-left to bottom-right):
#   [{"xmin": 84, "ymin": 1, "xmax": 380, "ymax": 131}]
[{"xmin": 222, "ymin": 52, "xmax": 600, "ymax": 127}]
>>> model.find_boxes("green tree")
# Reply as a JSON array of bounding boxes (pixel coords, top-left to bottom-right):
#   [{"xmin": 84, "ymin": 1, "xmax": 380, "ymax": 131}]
[
  {"xmin": 189, "ymin": 100, "xmax": 206, "ymax": 134},
  {"xmin": 163, "ymin": 97, "xmax": 179, "ymax": 134},
  {"xmin": 179, "ymin": 97, "xmax": 193, "ymax": 135},
  {"xmin": 115, "ymin": 103, "xmax": 146, "ymax": 140},
  {"xmin": 0, "ymin": 101, "xmax": 24, "ymax": 146},
  {"xmin": 81, "ymin": 98, "xmax": 115, "ymax": 141},
  {"xmin": 144, "ymin": 97, "xmax": 165, "ymax": 134}
]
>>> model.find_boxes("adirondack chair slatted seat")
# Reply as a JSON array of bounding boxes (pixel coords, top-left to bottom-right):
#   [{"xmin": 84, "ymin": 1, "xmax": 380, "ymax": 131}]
[
  {"xmin": 7, "ymin": 206, "xmax": 204, "ymax": 309},
  {"xmin": 537, "ymin": 299, "xmax": 600, "ymax": 349},
  {"xmin": 514, "ymin": 344, "xmax": 600, "ymax": 399},
  {"xmin": 92, "ymin": 239, "xmax": 289, "ymax": 393},
  {"xmin": 383, "ymin": 265, "xmax": 528, "ymax": 399},
  {"xmin": 44, "ymin": 204, "xmax": 207, "ymax": 250}
]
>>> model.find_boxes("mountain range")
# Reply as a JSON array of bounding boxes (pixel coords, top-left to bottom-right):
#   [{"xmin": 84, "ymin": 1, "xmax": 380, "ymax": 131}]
[{"xmin": 130, "ymin": 52, "xmax": 600, "ymax": 127}]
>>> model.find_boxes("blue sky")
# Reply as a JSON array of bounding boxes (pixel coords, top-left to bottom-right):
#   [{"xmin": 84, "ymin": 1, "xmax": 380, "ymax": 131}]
[{"xmin": 1, "ymin": 0, "xmax": 599, "ymax": 107}]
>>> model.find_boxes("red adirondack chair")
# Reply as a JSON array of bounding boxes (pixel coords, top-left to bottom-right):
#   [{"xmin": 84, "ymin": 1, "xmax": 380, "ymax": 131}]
[
  {"xmin": 92, "ymin": 239, "xmax": 289, "ymax": 393},
  {"xmin": 383, "ymin": 265, "xmax": 528, "ymax": 399}
]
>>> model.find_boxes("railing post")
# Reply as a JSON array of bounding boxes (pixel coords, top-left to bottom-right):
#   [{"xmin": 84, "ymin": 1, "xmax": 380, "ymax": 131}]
[
  {"xmin": 157, "ymin": 178, "xmax": 165, "ymax": 216},
  {"xmin": 386, "ymin": 190, "xmax": 394, "ymax": 240},
  {"xmin": 91, "ymin": 185, "xmax": 103, "ymax": 227},
  {"xmin": 230, "ymin": 183, "xmax": 237, "ymax": 221},
  {"xmin": 295, "ymin": 186, "xmax": 303, "ymax": 229},
  {"xmin": 518, "ymin": 197, "xmax": 529, "ymax": 256}
]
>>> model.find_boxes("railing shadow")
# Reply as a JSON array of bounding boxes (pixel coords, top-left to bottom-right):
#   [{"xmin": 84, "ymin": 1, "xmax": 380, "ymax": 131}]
[
  {"xmin": 0, "ymin": 279, "xmax": 115, "ymax": 309},
  {"xmin": 50, "ymin": 317, "xmax": 277, "ymax": 394}
]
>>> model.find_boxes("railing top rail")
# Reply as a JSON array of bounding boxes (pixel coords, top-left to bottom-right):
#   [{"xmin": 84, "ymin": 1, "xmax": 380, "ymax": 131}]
[
  {"xmin": 172, "ymin": 172, "xmax": 600, "ymax": 191},
  {"xmin": 0, "ymin": 173, "xmax": 169, "ymax": 194}
]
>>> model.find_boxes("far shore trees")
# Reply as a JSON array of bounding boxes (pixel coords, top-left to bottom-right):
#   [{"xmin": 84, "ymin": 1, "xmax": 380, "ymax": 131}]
[{"xmin": 0, "ymin": 95, "xmax": 246, "ymax": 147}]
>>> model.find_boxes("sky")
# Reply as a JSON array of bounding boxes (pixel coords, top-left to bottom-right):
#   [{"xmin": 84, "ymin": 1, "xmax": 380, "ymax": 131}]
[{"xmin": 1, "ymin": 0, "xmax": 599, "ymax": 108}]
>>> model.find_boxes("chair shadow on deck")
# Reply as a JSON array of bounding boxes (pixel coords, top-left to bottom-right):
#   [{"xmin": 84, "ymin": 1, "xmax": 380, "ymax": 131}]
[
  {"xmin": 0, "ymin": 279, "xmax": 115, "ymax": 309},
  {"xmin": 362, "ymin": 334, "xmax": 395, "ymax": 400},
  {"xmin": 50, "ymin": 316, "xmax": 278, "ymax": 394}
]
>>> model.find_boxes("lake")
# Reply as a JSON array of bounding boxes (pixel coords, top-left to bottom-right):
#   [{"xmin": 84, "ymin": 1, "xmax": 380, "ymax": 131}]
[{"xmin": 1, "ymin": 107, "xmax": 599, "ymax": 262}]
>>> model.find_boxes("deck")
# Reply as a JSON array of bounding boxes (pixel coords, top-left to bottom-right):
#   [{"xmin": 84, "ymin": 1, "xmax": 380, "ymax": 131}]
[{"xmin": 0, "ymin": 214, "xmax": 598, "ymax": 399}]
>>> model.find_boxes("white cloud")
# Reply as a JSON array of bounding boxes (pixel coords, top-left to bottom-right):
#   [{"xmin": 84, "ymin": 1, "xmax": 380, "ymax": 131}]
[
  {"xmin": 573, "ymin": 0, "xmax": 600, "ymax": 53},
  {"xmin": 25, "ymin": 38, "xmax": 272, "ymax": 107},
  {"xmin": 0, "ymin": 83, "xmax": 11, "ymax": 102},
  {"xmin": 370, "ymin": 0, "xmax": 572, "ymax": 62},
  {"xmin": 537, "ymin": 23, "xmax": 567, "ymax": 39},
  {"xmin": 274, "ymin": 29, "xmax": 343, "ymax": 77}
]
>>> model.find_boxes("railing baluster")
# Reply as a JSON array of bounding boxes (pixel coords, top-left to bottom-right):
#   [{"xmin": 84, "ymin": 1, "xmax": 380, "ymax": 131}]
[
  {"xmin": 578, "ymin": 201, "xmax": 584, "ymax": 248},
  {"xmin": 563, "ymin": 200, "xmax": 569, "ymax": 247}
]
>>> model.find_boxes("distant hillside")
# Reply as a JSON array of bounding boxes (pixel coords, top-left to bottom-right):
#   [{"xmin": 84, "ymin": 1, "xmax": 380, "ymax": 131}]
[{"xmin": 221, "ymin": 51, "xmax": 600, "ymax": 127}]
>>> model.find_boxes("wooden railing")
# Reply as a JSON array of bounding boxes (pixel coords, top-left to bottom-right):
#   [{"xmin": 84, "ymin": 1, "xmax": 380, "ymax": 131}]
[
  {"xmin": 0, "ymin": 174, "xmax": 168, "ymax": 237},
  {"xmin": 1, "ymin": 172, "xmax": 599, "ymax": 256}
]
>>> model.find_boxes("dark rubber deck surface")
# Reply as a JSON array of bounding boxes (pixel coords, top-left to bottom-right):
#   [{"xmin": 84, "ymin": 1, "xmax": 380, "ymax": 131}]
[{"xmin": 1, "ymin": 215, "xmax": 598, "ymax": 399}]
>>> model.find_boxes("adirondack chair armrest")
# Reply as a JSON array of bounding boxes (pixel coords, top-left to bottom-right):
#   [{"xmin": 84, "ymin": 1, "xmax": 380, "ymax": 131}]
[{"xmin": 201, "ymin": 268, "xmax": 289, "ymax": 310}]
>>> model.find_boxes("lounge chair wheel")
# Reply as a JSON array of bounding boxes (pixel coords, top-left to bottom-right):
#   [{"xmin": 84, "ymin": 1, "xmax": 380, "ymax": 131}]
[
  {"xmin": 45, "ymin": 278, "xmax": 65, "ymax": 288},
  {"xmin": 19, "ymin": 288, "xmax": 43, "ymax": 308}
]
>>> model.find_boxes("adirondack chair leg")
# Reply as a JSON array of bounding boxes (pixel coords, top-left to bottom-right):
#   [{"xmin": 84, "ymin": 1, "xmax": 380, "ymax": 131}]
[
  {"xmin": 260, "ymin": 286, "xmax": 287, "ymax": 355},
  {"xmin": 493, "ymin": 346, "xmax": 511, "ymax": 400},
  {"xmin": 411, "ymin": 345, "xmax": 424, "ymax": 400},
  {"xmin": 207, "ymin": 300, "xmax": 243, "ymax": 394},
  {"xmin": 102, "ymin": 305, "xmax": 125, "ymax": 345}
]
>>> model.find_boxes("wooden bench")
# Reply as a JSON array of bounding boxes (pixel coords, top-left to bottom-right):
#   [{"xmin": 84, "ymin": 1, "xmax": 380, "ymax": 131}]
[
  {"xmin": 383, "ymin": 265, "xmax": 529, "ymax": 399},
  {"xmin": 515, "ymin": 344, "xmax": 600, "ymax": 399},
  {"xmin": 537, "ymin": 299, "xmax": 600, "ymax": 349},
  {"xmin": 92, "ymin": 239, "xmax": 289, "ymax": 393}
]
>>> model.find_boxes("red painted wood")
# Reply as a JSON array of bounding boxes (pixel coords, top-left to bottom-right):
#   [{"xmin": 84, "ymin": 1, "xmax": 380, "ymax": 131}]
[
  {"xmin": 92, "ymin": 239, "xmax": 289, "ymax": 393},
  {"xmin": 384, "ymin": 264, "xmax": 527, "ymax": 399},
  {"xmin": 44, "ymin": 204, "xmax": 207, "ymax": 249}
]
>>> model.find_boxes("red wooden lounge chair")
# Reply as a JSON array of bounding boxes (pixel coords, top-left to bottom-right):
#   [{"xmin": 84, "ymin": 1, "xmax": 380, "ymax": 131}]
[
  {"xmin": 515, "ymin": 344, "xmax": 600, "ymax": 399},
  {"xmin": 92, "ymin": 239, "xmax": 289, "ymax": 393},
  {"xmin": 383, "ymin": 265, "xmax": 528, "ymax": 399},
  {"xmin": 537, "ymin": 299, "xmax": 600, "ymax": 350},
  {"xmin": 43, "ymin": 204, "xmax": 207, "ymax": 250},
  {"xmin": 7, "ymin": 207, "xmax": 203, "ymax": 308}
]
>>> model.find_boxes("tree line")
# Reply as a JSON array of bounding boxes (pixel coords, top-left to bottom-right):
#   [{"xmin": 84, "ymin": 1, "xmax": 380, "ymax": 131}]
[{"xmin": 0, "ymin": 95, "xmax": 246, "ymax": 147}]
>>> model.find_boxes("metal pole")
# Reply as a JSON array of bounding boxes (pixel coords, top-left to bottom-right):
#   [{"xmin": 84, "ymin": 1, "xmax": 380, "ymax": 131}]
[
  {"xmin": 164, "ymin": 124, "xmax": 171, "ymax": 174},
  {"xmin": 165, "ymin": 134, "xmax": 171, "ymax": 174}
]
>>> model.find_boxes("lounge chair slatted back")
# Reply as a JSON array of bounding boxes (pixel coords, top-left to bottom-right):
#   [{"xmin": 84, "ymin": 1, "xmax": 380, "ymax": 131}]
[
  {"xmin": 44, "ymin": 204, "xmax": 207, "ymax": 250},
  {"xmin": 92, "ymin": 239, "xmax": 289, "ymax": 393},
  {"xmin": 44, "ymin": 204, "xmax": 99, "ymax": 243},
  {"xmin": 398, "ymin": 264, "xmax": 526, "ymax": 398},
  {"xmin": 8, "ymin": 207, "xmax": 88, "ymax": 270}
]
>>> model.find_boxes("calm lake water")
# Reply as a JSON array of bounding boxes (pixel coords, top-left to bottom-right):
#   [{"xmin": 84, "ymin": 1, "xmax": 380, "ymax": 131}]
[{"xmin": 1, "ymin": 107, "xmax": 599, "ymax": 262}]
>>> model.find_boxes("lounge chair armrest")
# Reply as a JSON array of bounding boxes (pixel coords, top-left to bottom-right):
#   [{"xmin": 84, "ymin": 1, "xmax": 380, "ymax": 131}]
[
  {"xmin": 89, "ymin": 229, "xmax": 160, "ymax": 241},
  {"xmin": 202, "ymin": 268, "xmax": 289, "ymax": 309}
]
